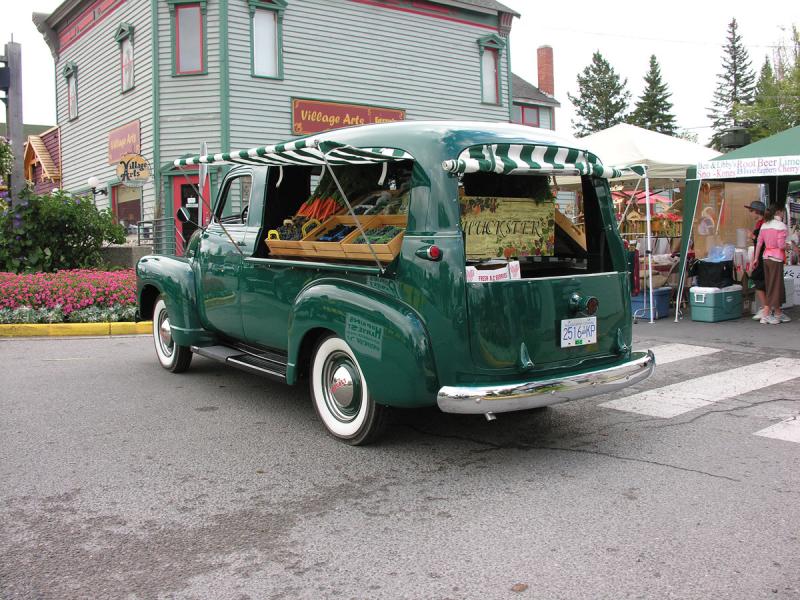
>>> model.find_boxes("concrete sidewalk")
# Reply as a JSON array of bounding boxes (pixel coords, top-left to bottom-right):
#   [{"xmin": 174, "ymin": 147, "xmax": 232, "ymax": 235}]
[{"xmin": 632, "ymin": 306, "xmax": 800, "ymax": 354}]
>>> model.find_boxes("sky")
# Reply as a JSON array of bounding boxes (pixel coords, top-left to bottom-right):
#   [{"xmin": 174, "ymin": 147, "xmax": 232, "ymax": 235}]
[{"xmin": 1, "ymin": 0, "xmax": 798, "ymax": 145}]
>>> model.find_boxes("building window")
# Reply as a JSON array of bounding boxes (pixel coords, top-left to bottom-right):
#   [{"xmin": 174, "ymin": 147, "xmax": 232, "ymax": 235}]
[
  {"xmin": 477, "ymin": 34, "xmax": 504, "ymax": 106},
  {"xmin": 114, "ymin": 23, "xmax": 135, "ymax": 92},
  {"xmin": 62, "ymin": 62, "xmax": 78, "ymax": 120},
  {"xmin": 512, "ymin": 105, "xmax": 554, "ymax": 130},
  {"xmin": 249, "ymin": 0, "xmax": 286, "ymax": 79},
  {"xmin": 168, "ymin": 0, "xmax": 207, "ymax": 75},
  {"xmin": 539, "ymin": 106, "xmax": 552, "ymax": 130}
]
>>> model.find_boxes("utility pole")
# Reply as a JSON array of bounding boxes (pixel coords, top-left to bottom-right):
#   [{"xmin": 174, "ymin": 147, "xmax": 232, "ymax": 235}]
[{"xmin": 1, "ymin": 40, "xmax": 24, "ymax": 207}]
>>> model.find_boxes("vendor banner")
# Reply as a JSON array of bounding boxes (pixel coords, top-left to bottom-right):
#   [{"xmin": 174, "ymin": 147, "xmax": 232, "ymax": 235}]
[
  {"xmin": 460, "ymin": 196, "xmax": 555, "ymax": 259},
  {"xmin": 697, "ymin": 156, "xmax": 800, "ymax": 180}
]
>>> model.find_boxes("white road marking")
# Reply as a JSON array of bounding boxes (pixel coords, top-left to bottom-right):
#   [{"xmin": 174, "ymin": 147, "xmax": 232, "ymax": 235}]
[
  {"xmin": 651, "ymin": 343, "xmax": 721, "ymax": 365},
  {"xmin": 600, "ymin": 358, "xmax": 800, "ymax": 418},
  {"xmin": 754, "ymin": 416, "xmax": 800, "ymax": 444}
]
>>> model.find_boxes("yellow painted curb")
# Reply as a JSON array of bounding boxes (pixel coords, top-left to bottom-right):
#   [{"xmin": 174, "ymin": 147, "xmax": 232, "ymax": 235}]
[{"xmin": 0, "ymin": 321, "xmax": 152, "ymax": 338}]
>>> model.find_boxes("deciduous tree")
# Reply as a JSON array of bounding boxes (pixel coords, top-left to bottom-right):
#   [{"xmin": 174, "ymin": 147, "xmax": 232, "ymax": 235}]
[{"xmin": 739, "ymin": 27, "xmax": 800, "ymax": 141}]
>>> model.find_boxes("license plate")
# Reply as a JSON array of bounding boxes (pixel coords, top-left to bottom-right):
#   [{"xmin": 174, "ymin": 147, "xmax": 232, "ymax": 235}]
[{"xmin": 560, "ymin": 317, "xmax": 597, "ymax": 348}]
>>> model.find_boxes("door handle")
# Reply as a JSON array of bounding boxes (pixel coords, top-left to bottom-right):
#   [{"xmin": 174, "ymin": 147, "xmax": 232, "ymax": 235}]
[{"xmin": 236, "ymin": 241, "xmax": 247, "ymax": 246}]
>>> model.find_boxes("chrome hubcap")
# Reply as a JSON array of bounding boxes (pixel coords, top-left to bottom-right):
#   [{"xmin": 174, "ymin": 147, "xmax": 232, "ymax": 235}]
[
  {"xmin": 158, "ymin": 311, "xmax": 174, "ymax": 357},
  {"xmin": 330, "ymin": 365, "xmax": 355, "ymax": 408},
  {"xmin": 322, "ymin": 352, "xmax": 362, "ymax": 423}
]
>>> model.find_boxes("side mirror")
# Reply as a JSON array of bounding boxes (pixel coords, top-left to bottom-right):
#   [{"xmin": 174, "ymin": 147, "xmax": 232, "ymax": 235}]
[{"xmin": 176, "ymin": 207, "xmax": 196, "ymax": 225}]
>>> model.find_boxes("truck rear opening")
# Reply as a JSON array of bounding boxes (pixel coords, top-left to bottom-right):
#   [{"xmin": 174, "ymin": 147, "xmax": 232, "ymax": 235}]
[{"xmin": 459, "ymin": 171, "xmax": 631, "ymax": 373}]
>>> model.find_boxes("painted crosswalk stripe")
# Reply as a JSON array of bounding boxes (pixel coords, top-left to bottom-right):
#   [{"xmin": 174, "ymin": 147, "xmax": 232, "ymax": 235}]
[
  {"xmin": 754, "ymin": 417, "xmax": 800, "ymax": 444},
  {"xmin": 651, "ymin": 343, "xmax": 721, "ymax": 365},
  {"xmin": 600, "ymin": 357, "xmax": 800, "ymax": 418}
]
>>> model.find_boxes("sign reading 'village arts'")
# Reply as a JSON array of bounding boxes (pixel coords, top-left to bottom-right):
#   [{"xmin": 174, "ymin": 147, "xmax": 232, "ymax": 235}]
[
  {"xmin": 291, "ymin": 98, "xmax": 405, "ymax": 135},
  {"xmin": 116, "ymin": 153, "xmax": 151, "ymax": 188},
  {"xmin": 460, "ymin": 197, "xmax": 555, "ymax": 260},
  {"xmin": 697, "ymin": 155, "xmax": 800, "ymax": 180},
  {"xmin": 108, "ymin": 120, "xmax": 140, "ymax": 165}
]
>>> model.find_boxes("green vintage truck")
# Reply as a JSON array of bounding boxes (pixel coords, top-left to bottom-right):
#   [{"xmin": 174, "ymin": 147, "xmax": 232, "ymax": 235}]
[{"xmin": 137, "ymin": 121, "xmax": 654, "ymax": 444}]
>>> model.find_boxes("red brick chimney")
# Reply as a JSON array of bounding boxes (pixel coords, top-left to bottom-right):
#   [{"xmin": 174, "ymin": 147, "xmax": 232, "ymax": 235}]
[{"xmin": 537, "ymin": 45, "xmax": 554, "ymax": 97}]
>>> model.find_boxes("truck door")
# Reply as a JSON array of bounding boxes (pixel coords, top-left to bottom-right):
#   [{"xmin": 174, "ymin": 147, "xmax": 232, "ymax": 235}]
[{"xmin": 196, "ymin": 170, "xmax": 253, "ymax": 339}]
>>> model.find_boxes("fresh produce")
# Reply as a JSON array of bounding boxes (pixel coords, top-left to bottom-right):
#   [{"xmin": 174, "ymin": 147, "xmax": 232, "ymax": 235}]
[
  {"xmin": 273, "ymin": 216, "xmax": 313, "ymax": 241},
  {"xmin": 318, "ymin": 224, "xmax": 356, "ymax": 243},
  {"xmin": 352, "ymin": 225, "xmax": 404, "ymax": 245}
]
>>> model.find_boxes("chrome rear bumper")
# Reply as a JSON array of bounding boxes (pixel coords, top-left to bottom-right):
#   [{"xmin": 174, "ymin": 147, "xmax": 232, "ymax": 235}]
[{"xmin": 437, "ymin": 350, "xmax": 655, "ymax": 415}]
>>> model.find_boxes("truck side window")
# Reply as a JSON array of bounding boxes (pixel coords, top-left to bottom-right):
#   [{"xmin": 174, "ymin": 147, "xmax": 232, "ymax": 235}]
[{"xmin": 216, "ymin": 174, "xmax": 253, "ymax": 224}]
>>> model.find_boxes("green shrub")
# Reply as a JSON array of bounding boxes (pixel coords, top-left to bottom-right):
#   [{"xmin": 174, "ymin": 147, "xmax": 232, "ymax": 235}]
[{"xmin": 0, "ymin": 190, "xmax": 126, "ymax": 273}]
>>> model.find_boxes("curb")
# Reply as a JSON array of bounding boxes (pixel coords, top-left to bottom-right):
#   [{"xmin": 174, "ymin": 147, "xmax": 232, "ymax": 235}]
[{"xmin": 0, "ymin": 321, "xmax": 152, "ymax": 338}]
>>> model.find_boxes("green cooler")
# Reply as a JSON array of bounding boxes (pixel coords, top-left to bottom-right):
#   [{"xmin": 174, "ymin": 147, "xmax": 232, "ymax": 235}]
[{"xmin": 690, "ymin": 285, "xmax": 743, "ymax": 322}]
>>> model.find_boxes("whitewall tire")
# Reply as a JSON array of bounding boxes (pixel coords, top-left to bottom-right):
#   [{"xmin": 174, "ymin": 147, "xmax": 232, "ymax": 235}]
[
  {"xmin": 152, "ymin": 296, "xmax": 192, "ymax": 373},
  {"xmin": 310, "ymin": 335, "xmax": 387, "ymax": 445}
]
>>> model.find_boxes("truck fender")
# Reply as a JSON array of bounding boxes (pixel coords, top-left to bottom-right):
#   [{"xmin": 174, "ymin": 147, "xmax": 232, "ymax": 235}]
[
  {"xmin": 136, "ymin": 255, "xmax": 213, "ymax": 347},
  {"xmin": 287, "ymin": 281, "xmax": 439, "ymax": 408}
]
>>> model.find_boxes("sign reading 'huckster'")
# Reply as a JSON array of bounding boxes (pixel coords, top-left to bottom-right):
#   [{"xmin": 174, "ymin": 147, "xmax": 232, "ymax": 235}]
[
  {"xmin": 291, "ymin": 98, "xmax": 405, "ymax": 135},
  {"xmin": 460, "ymin": 197, "xmax": 555, "ymax": 259},
  {"xmin": 116, "ymin": 153, "xmax": 152, "ymax": 188}
]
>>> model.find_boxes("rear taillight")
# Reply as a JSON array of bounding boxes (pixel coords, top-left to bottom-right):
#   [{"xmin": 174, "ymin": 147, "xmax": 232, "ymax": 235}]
[
  {"xmin": 416, "ymin": 245, "xmax": 442, "ymax": 261},
  {"xmin": 570, "ymin": 293, "xmax": 599, "ymax": 316}
]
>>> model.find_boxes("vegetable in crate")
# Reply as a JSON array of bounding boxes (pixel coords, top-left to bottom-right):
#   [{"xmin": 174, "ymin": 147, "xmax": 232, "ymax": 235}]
[
  {"xmin": 354, "ymin": 225, "xmax": 404, "ymax": 244},
  {"xmin": 318, "ymin": 224, "xmax": 356, "ymax": 242},
  {"xmin": 274, "ymin": 216, "xmax": 309, "ymax": 240}
]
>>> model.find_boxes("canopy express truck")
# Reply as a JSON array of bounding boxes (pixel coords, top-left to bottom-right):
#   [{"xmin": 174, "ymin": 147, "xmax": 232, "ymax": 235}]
[{"xmin": 137, "ymin": 121, "xmax": 655, "ymax": 445}]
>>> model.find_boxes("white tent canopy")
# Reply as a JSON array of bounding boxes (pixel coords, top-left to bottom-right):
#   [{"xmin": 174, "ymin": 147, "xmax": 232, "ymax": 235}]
[{"xmin": 573, "ymin": 123, "xmax": 720, "ymax": 181}]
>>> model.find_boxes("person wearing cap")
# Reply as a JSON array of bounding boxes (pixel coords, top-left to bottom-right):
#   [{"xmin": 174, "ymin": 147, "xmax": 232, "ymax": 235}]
[{"xmin": 746, "ymin": 200, "xmax": 768, "ymax": 320}]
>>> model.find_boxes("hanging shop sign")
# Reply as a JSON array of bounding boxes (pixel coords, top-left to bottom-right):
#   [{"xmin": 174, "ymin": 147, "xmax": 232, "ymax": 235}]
[
  {"xmin": 291, "ymin": 98, "xmax": 405, "ymax": 135},
  {"xmin": 108, "ymin": 120, "xmax": 141, "ymax": 165},
  {"xmin": 697, "ymin": 156, "xmax": 800, "ymax": 180},
  {"xmin": 116, "ymin": 153, "xmax": 152, "ymax": 188},
  {"xmin": 460, "ymin": 197, "xmax": 555, "ymax": 259}
]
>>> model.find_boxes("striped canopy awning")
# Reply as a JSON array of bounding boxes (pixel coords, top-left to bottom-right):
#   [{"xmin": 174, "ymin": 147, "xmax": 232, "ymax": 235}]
[
  {"xmin": 441, "ymin": 144, "xmax": 627, "ymax": 178},
  {"xmin": 173, "ymin": 138, "xmax": 415, "ymax": 168}
]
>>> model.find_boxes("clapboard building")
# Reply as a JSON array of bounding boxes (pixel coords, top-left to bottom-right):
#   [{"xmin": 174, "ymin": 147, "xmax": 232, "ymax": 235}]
[{"xmin": 34, "ymin": 0, "xmax": 522, "ymax": 248}]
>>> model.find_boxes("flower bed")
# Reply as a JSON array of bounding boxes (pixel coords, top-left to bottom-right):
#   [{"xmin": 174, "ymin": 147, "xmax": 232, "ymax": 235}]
[{"xmin": 0, "ymin": 269, "xmax": 137, "ymax": 324}]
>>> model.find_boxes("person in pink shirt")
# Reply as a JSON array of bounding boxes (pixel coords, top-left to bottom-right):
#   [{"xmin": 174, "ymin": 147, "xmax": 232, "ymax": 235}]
[{"xmin": 753, "ymin": 206, "xmax": 788, "ymax": 324}]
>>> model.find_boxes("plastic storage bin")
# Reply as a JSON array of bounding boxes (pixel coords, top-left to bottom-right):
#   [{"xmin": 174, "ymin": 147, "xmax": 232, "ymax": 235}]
[
  {"xmin": 690, "ymin": 285, "xmax": 743, "ymax": 322},
  {"xmin": 631, "ymin": 287, "xmax": 672, "ymax": 319}
]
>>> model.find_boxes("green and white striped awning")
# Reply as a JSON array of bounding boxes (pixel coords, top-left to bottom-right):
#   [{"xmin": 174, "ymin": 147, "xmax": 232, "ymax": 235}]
[
  {"xmin": 441, "ymin": 144, "xmax": 626, "ymax": 178},
  {"xmin": 173, "ymin": 138, "xmax": 415, "ymax": 168}
]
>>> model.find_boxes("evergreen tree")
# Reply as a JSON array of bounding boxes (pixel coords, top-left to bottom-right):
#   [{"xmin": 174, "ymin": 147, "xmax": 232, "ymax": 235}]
[
  {"xmin": 707, "ymin": 18, "xmax": 757, "ymax": 149},
  {"xmin": 628, "ymin": 55, "xmax": 677, "ymax": 135},
  {"xmin": 568, "ymin": 51, "xmax": 631, "ymax": 137},
  {"xmin": 742, "ymin": 58, "xmax": 782, "ymax": 141}
]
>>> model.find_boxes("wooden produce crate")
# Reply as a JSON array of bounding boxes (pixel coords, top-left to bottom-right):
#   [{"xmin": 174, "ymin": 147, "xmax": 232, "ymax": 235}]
[
  {"xmin": 304, "ymin": 215, "xmax": 376, "ymax": 260},
  {"xmin": 265, "ymin": 219, "xmax": 320, "ymax": 258},
  {"xmin": 341, "ymin": 215, "xmax": 407, "ymax": 262}
]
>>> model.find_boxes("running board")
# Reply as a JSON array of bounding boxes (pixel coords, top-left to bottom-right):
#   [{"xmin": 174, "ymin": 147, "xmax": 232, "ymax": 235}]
[{"xmin": 191, "ymin": 345, "xmax": 287, "ymax": 382}]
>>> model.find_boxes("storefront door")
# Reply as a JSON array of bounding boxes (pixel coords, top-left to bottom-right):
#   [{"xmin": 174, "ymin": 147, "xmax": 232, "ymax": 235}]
[
  {"xmin": 111, "ymin": 185, "xmax": 143, "ymax": 235},
  {"xmin": 172, "ymin": 175, "xmax": 210, "ymax": 255}
]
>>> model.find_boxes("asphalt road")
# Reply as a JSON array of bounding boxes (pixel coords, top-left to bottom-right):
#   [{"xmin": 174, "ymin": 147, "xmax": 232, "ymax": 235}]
[{"xmin": 1, "ymin": 321, "xmax": 799, "ymax": 600}]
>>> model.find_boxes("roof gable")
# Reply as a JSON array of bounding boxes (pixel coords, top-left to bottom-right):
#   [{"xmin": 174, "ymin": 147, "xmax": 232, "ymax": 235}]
[{"xmin": 512, "ymin": 74, "xmax": 560, "ymax": 107}]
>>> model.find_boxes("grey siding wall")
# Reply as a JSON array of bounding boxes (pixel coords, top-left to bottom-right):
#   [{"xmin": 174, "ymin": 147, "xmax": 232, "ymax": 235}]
[
  {"xmin": 156, "ymin": 0, "xmax": 222, "ymax": 162},
  {"xmin": 227, "ymin": 0, "xmax": 510, "ymax": 148},
  {"xmin": 55, "ymin": 0, "xmax": 155, "ymax": 218}
]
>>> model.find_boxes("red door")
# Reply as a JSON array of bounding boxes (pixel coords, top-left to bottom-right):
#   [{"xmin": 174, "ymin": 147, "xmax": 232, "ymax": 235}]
[{"xmin": 172, "ymin": 174, "xmax": 210, "ymax": 255}]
